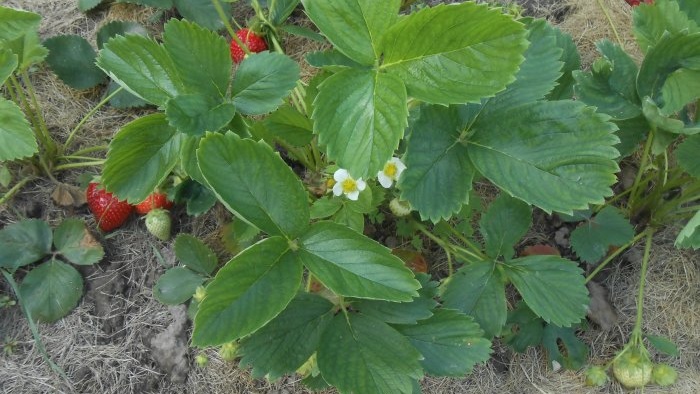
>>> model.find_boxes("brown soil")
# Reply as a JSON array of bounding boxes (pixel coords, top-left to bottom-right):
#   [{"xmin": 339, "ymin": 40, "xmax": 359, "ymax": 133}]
[{"xmin": 1, "ymin": 1, "xmax": 698, "ymax": 393}]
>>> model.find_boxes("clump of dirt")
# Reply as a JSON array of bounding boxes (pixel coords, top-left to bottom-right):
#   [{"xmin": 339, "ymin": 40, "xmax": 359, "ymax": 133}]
[{"xmin": 149, "ymin": 305, "xmax": 190, "ymax": 384}]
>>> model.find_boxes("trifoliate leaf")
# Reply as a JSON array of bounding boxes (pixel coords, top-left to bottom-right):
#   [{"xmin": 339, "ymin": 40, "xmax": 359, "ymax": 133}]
[
  {"xmin": 355, "ymin": 273, "xmax": 438, "ymax": 325},
  {"xmin": 0, "ymin": 219, "xmax": 52, "ymax": 271},
  {"xmin": 502, "ymin": 301, "xmax": 545, "ymax": 353},
  {"xmin": 503, "ymin": 255, "xmax": 589, "ymax": 327},
  {"xmin": 232, "ymin": 52, "xmax": 300, "ymax": 116},
  {"xmin": 4, "ymin": 31, "xmax": 48, "ymax": 71},
  {"xmin": 301, "ymin": 0, "xmax": 400, "ymax": 65},
  {"xmin": 238, "ymin": 293, "xmax": 334, "ymax": 380},
  {"xmin": 676, "ymin": 135, "xmax": 700, "ymax": 178},
  {"xmin": 198, "ymin": 132, "xmax": 310, "ymax": 238},
  {"xmin": 153, "ymin": 267, "xmax": 206, "ymax": 305},
  {"xmin": 317, "ymin": 313, "xmax": 423, "ymax": 394},
  {"xmin": 542, "ymin": 323, "xmax": 588, "ymax": 370},
  {"xmin": 675, "ymin": 210, "xmax": 700, "ymax": 250},
  {"xmin": 299, "ymin": 221, "xmax": 420, "ymax": 302},
  {"xmin": 103, "ymin": 114, "xmax": 184, "ymax": 203},
  {"xmin": 573, "ymin": 40, "xmax": 641, "ymax": 120},
  {"xmin": 399, "ymin": 105, "xmax": 476, "ymax": 222},
  {"xmin": 313, "ymin": 68, "xmax": 407, "ymax": 178},
  {"xmin": 467, "ymin": 101, "xmax": 620, "ymax": 214},
  {"xmin": 0, "ymin": 6, "xmax": 41, "ymax": 42},
  {"xmin": 570, "ymin": 206, "xmax": 635, "ymax": 263},
  {"xmin": 441, "ymin": 261, "xmax": 507, "ymax": 338},
  {"xmin": 173, "ymin": 0, "xmax": 228, "ymax": 31},
  {"xmin": 381, "ymin": 2, "xmax": 527, "ymax": 105},
  {"xmin": 546, "ymin": 24, "xmax": 581, "ymax": 101},
  {"xmin": 192, "ymin": 237, "xmax": 302, "ymax": 346},
  {"xmin": 96, "ymin": 21, "xmax": 148, "ymax": 49},
  {"xmin": 19, "ymin": 259, "xmax": 83, "ymax": 323},
  {"xmin": 395, "ymin": 309, "xmax": 492, "ymax": 376},
  {"xmin": 479, "ymin": 193, "xmax": 532, "ymax": 260},
  {"xmin": 0, "ymin": 97, "xmax": 38, "ymax": 162},
  {"xmin": 174, "ymin": 234, "xmax": 217, "ymax": 276},
  {"xmin": 633, "ymin": 0, "xmax": 699, "ymax": 54},
  {"xmin": 165, "ymin": 93, "xmax": 236, "ymax": 136},
  {"xmin": 53, "ymin": 219, "xmax": 104, "ymax": 265},
  {"xmin": 43, "ymin": 35, "xmax": 106, "ymax": 89}
]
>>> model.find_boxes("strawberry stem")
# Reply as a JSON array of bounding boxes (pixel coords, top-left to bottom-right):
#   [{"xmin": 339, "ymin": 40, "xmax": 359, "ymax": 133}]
[{"xmin": 64, "ymin": 87, "xmax": 123, "ymax": 152}]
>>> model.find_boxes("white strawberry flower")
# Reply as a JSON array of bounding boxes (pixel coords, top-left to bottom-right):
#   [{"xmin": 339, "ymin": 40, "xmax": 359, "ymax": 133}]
[
  {"xmin": 332, "ymin": 169, "xmax": 366, "ymax": 201},
  {"xmin": 377, "ymin": 157, "xmax": 406, "ymax": 188}
]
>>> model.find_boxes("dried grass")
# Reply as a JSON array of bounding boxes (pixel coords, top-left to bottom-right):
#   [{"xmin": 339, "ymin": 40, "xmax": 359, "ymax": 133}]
[{"xmin": 1, "ymin": 0, "xmax": 698, "ymax": 393}]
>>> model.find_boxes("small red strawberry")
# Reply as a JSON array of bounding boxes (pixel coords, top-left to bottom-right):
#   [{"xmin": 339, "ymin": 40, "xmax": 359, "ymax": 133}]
[
  {"xmin": 86, "ymin": 182, "xmax": 133, "ymax": 232},
  {"xmin": 134, "ymin": 192, "xmax": 173, "ymax": 215},
  {"xmin": 625, "ymin": 0, "xmax": 653, "ymax": 6},
  {"xmin": 145, "ymin": 208, "xmax": 171, "ymax": 241},
  {"xmin": 230, "ymin": 28, "xmax": 267, "ymax": 64}
]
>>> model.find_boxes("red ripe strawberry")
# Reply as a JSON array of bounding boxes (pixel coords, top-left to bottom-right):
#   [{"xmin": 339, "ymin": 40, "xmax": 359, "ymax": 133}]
[
  {"xmin": 134, "ymin": 192, "xmax": 173, "ymax": 215},
  {"xmin": 230, "ymin": 28, "xmax": 267, "ymax": 64},
  {"xmin": 86, "ymin": 182, "xmax": 133, "ymax": 232}
]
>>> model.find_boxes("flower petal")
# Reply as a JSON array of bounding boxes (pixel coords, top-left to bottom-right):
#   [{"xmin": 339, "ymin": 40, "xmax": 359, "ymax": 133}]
[
  {"xmin": 334, "ymin": 168, "xmax": 349, "ymax": 182},
  {"xmin": 346, "ymin": 190, "xmax": 360, "ymax": 200},
  {"xmin": 332, "ymin": 183, "xmax": 343, "ymax": 196},
  {"xmin": 377, "ymin": 172, "xmax": 393, "ymax": 188},
  {"xmin": 355, "ymin": 178, "xmax": 367, "ymax": 191}
]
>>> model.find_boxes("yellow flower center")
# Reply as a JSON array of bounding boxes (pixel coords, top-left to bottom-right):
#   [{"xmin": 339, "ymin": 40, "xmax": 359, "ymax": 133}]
[
  {"xmin": 341, "ymin": 178, "xmax": 357, "ymax": 193},
  {"xmin": 384, "ymin": 163, "xmax": 397, "ymax": 178}
]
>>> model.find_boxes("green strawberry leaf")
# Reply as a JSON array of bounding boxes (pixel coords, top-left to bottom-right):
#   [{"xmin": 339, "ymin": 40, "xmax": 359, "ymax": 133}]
[
  {"xmin": 197, "ymin": 132, "xmax": 310, "ymax": 238},
  {"xmin": 174, "ymin": 234, "xmax": 217, "ymax": 276},
  {"xmin": 163, "ymin": 19, "xmax": 230, "ymax": 98},
  {"xmin": 399, "ymin": 105, "xmax": 475, "ymax": 222},
  {"xmin": 19, "ymin": 259, "xmax": 83, "ymax": 323},
  {"xmin": 310, "ymin": 196, "xmax": 343, "ymax": 219},
  {"xmin": 5, "ymin": 31, "xmax": 48, "ymax": 72},
  {"xmin": 153, "ymin": 266, "xmax": 206, "ymax": 305},
  {"xmin": 238, "ymin": 292, "xmax": 334, "ymax": 381},
  {"xmin": 104, "ymin": 80, "xmax": 149, "ymax": 109},
  {"xmin": 645, "ymin": 334, "xmax": 680, "ymax": 357},
  {"xmin": 43, "ymin": 35, "xmax": 107, "ymax": 89},
  {"xmin": 103, "ymin": 114, "xmax": 184, "ymax": 203},
  {"xmin": 0, "ymin": 97, "xmax": 38, "ymax": 162},
  {"xmin": 96, "ymin": 34, "xmax": 186, "ymax": 107},
  {"xmin": 467, "ymin": 101, "xmax": 620, "ymax": 214},
  {"xmin": 262, "ymin": 104, "xmax": 314, "ymax": 147},
  {"xmin": 441, "ymin": 261, "xmax": 507, "ymax": 338},
  {"xmin": 96, "ymin": 21, "xmax": 148, "ymax": 50},
  {"xmin": 317, "ymin": 313, "xmax": 423, "ymax": 394},
  {"xmin": 677, "ymin": 0, "xmax": 700, "ymax": 24},
  {"xmin": 269, "ymin": 0, "xmax": 301, "ymax": 26},
  {"xmin": 381, "ymin": 2, "xmax": 527, "ymax": 105},
  {"xmin": 0, "ymin": 48, "xmax": 18, "ymax": 85},
  {"xmin": 542, "ymin": 323, "xmax": 588, "ymax": 370},
  {"xmin": 313, "ymin": 68, "xmax": 407, "ymax": 178},
  {"xmin": 299, "ymin": 221, "xmax": 420, "ymax": 302},
  {"xmin": 0, "ymin": 219, "xmax": 52, "ymax": 271},
  {"xmin": 570, "ymin": 206, "xmax": 635, "ymax": 263},
  {"xmin": 355, "ymin": 273, "xmax": 438, "ymax": 325},
  {"xmin": 502, "ymin": 301, "xmax": 545, "ymax": 353},
  {"xmin": 479, "ymin": 193, "xmax": 532, "ymax": 260},
  {"xmin": 53, "ymin": 219, "xmax": 104, "ymax": 266},
  {"xmin": 305, "ymin": 49, "xmax": 365, "ymax": 71},
  {"xmin": 502, "ymin": 255, "xmax": 589, "ymax": 327},
  {"xmin": 78, "ymin": 0, "xmax": 103, "ymax": 12},
  {"xmin": 395, "ymin": 309, "xmax": 492, "ymax": 377},
  {"xmin": 676, "ymin": 134, "xmax": 700, "ymax": 178},
  {"xmin": 633, "ymin": 0, "xmax": 699, "ymax": 54},
  {"xmin": 165, "ymin": 94, "xmax": 236, "ymax": 136},
  {"xmin": 637, "ymin": 32, "xmax": 700, "ymax": 116},
  {"xmin": 614, "ymin": 115, "xmax": 650, "ymax": 158},
  {"xmin": 546, "ymin": 24, "xmax": 581, "ymax": 101},
  {"xmin": 573, "ymin": 40, "xmax": 641, "ymax": 120},
  {"xmin": 173, "ymin": 0, "xmax": 229, "ymax": 31},
  {"xmin": 0, "ymin": 6, "xmax": 41, "ymax": 42},
  {"xmin": 675, "ymin": 210, "xmax": 700, "ymax": 250},
  {"xmin": 232, "ymin": 51, "xmax": 300, "ymax": 116},
  {"xmin": 481, "ymin": 18, "xmax": 563, "ymax": 112},
  {"xmin": 192, "ymin": 237, "xmax": 303, "ymax": 346},
  {"xmin": 301, "ymin": 0, "xmax": 400, "ymax": 65}
]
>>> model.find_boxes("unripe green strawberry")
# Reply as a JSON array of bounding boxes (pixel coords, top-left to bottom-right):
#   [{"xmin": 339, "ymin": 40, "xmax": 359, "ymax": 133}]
[
  {"xmin": 195, "ymin": 353, "xmax": 209, "ymax": 367},
  {"xmin": 651, "ymin": 363, "xmax": 677, "ymax": 386},
  {"xmin": 145, "ymin": 209, "xmax": 171, "ymax": 241},
  {"xmin": 389, "ymin": 198, "xmax": 412, "ymax": 217},
  {"xmin": 613, "ymin": 348, "xmax": 653, "ymax": 388},
  {"xmin": 585, "ymin": 365, "xmax": 608, "ymax": 386},
  {"xmin": 219, "ymin": 341, "xmax": 239, "ymax": 362}
]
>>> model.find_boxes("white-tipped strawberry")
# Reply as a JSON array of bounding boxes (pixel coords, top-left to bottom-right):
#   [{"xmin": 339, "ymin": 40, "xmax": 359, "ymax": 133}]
[{"xmin": 145, "ymin": 208, "xmax": 171, "ymax": 241}]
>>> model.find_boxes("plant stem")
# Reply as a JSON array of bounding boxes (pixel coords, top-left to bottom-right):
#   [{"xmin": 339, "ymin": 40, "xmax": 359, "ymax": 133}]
[
  {"xmin": 53, "ymin": 160, "xmax": 105, "ymax": 171},
  {"xmin": 69, "ymin": 145, "xmax": 108, "ymax": 157},
  {"xmin": 446, "ymin": 223, "xmax": 486, "ymax": 258},
  {"xmin": 633, "ymin": 230, "xmax": 655, "ymax": 335},
  {"xmin": 1, "ymin": 269, "xmax": 71, "ymax": 386},
  {"xmin": 415, "ymin": 222, "xmax": 484, "ymax": 262},
  {"xmin": 628, "ymin": 132, "xmax": 655, "ymax": 210},
  {"xmin": 213, "ymin": 0, "xmax": 247, "ymax": 52},
  {"xmin": 0, "ymin": 175, "xmax": 35, "ymax": 205},
  {"xmin": 21, "ymin": 71, "xmax": 56, "ymax": 159},
  {"xmin": 595, "ymin": 0, "xmax": 623, "ymax": 47},
  {"xmin": 63, "ymin": 87, "xmax": 123, "ymax": 151},
  {"xmin": 585, "ymin": 229, "xmax": 649, "ymax": 283}
]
